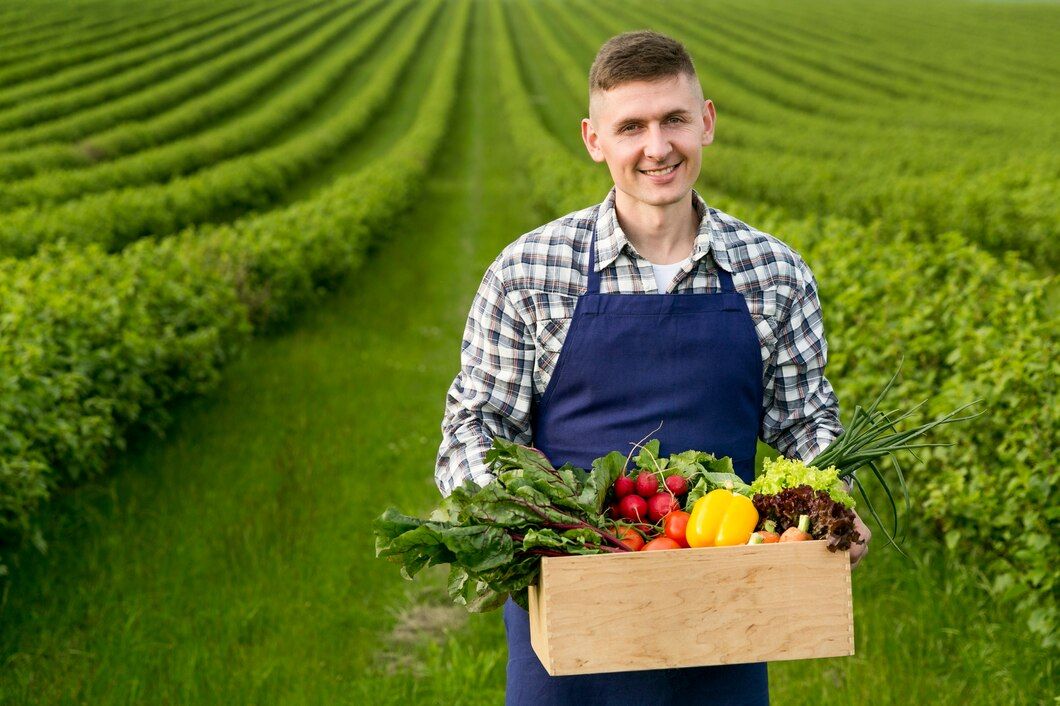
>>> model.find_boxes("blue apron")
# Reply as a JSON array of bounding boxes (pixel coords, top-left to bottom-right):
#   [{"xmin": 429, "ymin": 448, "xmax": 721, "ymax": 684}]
[{"xmin": 503, "ymin": 207, "xmax": 769, "ymax": 705}]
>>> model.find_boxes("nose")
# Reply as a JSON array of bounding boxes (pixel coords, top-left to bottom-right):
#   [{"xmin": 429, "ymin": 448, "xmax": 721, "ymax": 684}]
[{"xmin": 643, "ymin": 124, "xmax": 672, "ymax": 162}]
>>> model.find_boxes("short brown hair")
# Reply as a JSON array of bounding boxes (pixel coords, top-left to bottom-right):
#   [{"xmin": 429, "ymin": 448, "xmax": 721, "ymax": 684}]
[{"xmin": 588, "ymin": 30, "xmax": 697, "ymax": 93}]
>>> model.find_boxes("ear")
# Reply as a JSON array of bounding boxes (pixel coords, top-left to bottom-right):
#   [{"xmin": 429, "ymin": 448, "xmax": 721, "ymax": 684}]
[
  {"xmin": 581, "ymin": 118, "xmax": 606, "ymax": 163},
  {"xmin": 701, "ymin": 99, "xmax": 716, "ymax": 147}
]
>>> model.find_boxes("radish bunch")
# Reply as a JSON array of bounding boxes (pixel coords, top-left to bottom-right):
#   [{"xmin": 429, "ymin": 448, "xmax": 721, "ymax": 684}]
[{"xmin": 610, "ymin": 471, "xmax": 689, "ymax": 523}]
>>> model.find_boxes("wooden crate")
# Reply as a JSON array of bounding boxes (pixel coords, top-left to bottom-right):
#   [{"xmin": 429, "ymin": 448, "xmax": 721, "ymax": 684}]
[{"xmin": 527, "ymin": 539, "xmax": 854, "ymax": 676}]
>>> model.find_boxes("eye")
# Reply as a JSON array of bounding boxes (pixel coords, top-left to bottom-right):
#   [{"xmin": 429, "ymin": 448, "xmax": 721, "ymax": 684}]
[
  {"xmin": 620, "ymin": 123, "xmax": 639, "ymax": 133},
  {"xmin": 667, "ymin": 116, "xmax": 685, "ymax": 124}
]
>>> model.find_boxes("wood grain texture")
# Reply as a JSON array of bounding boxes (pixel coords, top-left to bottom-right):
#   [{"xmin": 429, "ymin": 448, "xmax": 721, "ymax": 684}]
[{"xmin": 528, "ymin": 540, "xmax": 854, "ymax": 676}]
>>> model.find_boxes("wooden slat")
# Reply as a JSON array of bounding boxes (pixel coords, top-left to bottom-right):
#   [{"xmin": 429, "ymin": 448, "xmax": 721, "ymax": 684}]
[{"xmin": 529, "ymin": 540, "xmax": 854, "ymax": 676}]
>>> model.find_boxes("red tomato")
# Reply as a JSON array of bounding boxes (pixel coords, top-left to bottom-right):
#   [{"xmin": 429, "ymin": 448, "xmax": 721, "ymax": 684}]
[
  {"xmin": 641, "ymin": 536, "xmax": 682, "ymax": 551},
  {"xmin": 616, "ymin": 526, "xmax": 645, "ymax": 551},
  {"xmin": 662, "ymin": 511, "xmax": 691, "ymax": 548}
]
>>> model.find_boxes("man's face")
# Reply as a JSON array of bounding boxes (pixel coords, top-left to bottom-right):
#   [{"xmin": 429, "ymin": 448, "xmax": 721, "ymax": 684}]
[{"xmin": 581, "ymin": 73, "xmax": 715, "ymax": 209}]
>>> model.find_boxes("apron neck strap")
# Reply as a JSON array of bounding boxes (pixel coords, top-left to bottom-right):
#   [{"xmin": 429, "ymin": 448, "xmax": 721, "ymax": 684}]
[
  {"xmin": 716, "ymin": 265, "xmax": 736, "ymax": 293},
  {"xmin": 586, "ymin": 217, "xmax": 601, "ymax": 294}
]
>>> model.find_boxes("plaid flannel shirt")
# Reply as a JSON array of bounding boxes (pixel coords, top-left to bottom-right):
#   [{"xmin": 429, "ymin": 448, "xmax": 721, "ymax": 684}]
[{"xmin": 435, "ymin": 187, "xmax": 843, "ymax": 495}]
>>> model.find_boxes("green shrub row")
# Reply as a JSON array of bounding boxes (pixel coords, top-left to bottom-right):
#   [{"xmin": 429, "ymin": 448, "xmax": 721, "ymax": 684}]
[
  {"xmin": 0, "ymin": 0, "xmax": 399, "ymax": 207},
  {"xmin": 571, "ymin": 0, "xmax": 1059, "ymax": 270},
  {"xmin": 677, "ymin": 0, "xmax": 987, "ymax": 107},
  {"xmin": 660, "ymin": 0, "xmax": 1052, "ymax": 109},
  {"xmin": 0, "ymin": 0, "xmax": 468, "ymax": 581},
  {"xmin": 0, "ymin": 0, "xmax": 322, "ymax": 138},
  {"xmin": 773, "ymin": 0, "xmax": 1057, "ymax": 89},
  {"xmin": 703, "ymin": 145, "xmax": 1060, "ymax": 271},
  {"xmin": 0, "ymin": 0, "xmax": 284, "ymax": 108},
  {"xmin": 0, "ymin": 0, "xmax": 438, "ymax": 259},
  {"xmin": 600, "ymin": 1, "xmax": 1059, "ymax": 258},
  {"xmin": 0, "ymin": 0, "xmax": 388, "ymax": 182},
  {"xmin": 492, "ymin": 0, "xmax": 1058, "ymax": 646},
  {"xmin": 0, "ymin": 0, "xmax": 252, "ymax": 107},
  {"xmin": 560, "ymin": 0, "xmax": 1049, "ymax": 159},
  {"xmin": 0, "ymin": 0, "xmax": 221, "ymax": 69}
]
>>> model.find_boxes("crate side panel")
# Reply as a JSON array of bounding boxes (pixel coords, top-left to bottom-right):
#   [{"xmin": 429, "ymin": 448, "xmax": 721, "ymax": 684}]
[{"xmin": 540, "ymin": 542, "xmax": 853, "ymax": 675}]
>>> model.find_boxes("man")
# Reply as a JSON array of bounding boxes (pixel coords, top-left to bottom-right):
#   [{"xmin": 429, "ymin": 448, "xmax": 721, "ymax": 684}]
[{"xmin": 436, "ymin": 30, "xmax": 870, "ymax": 705}]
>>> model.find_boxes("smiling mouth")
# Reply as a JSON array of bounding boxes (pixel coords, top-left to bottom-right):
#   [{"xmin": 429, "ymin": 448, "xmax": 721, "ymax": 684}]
[{"xmin": 640, "ymin": 161, "xmax": 681, "ymax": 176}]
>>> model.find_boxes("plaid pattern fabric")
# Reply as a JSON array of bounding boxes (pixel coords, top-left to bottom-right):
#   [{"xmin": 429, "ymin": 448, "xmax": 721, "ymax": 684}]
[{"xmin": 435, "ymin": 187, "xmax": 843, "ymax": 495}]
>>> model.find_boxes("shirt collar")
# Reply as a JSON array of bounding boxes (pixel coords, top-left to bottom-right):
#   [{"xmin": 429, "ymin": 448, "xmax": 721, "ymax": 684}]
[{"xmin": 593, "ymin": 186, "xmax": 733, "ymax": 274}]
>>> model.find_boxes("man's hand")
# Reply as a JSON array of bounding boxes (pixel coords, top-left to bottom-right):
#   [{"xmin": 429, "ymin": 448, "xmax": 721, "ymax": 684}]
[{"xmin": 849, "ymin": 510, "xmax": 871, "ymax": 569}]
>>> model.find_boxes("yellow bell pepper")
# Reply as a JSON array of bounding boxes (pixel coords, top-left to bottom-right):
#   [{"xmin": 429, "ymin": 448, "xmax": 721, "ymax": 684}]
[{"xmin": 685, "ymin": 488, "xmax": 759, "ymax": 547}]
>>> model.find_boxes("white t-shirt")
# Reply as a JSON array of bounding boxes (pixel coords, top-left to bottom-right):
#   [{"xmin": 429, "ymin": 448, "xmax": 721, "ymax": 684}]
[{"xmin": 650, "ymin": 258, "xmax": 690, "ymax": 292}]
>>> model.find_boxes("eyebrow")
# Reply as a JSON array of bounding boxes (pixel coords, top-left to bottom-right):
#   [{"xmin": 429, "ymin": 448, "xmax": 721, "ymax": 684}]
[{"xmin": 612, "ymin": 109, "xmax": 694, "ymax": 129}]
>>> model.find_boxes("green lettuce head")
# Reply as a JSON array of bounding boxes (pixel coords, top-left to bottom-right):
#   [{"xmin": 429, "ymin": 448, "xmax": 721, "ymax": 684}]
[{"xmin": 751, "ymin": 457, "xmax": 855, "ymax": 508}]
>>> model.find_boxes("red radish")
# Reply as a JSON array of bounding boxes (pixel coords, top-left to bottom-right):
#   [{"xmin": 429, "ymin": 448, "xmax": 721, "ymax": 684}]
[
  {"xmin": 635, "ymin": 472, "xmax": 660, "ymax": 498},
  {"xmin": 613, "ymin": 475, "xmax": 634, "ymax": 499},
  {"xmin": 647, "ymin": 492, "xmax": 679, "ymax": 522},
  {"xmin": 641, "ymin": 536, "xmax": 682, "ymax": 551},
  {"xmin": 617, "ymin": 494, "xmax": 648, "ymax": 522},
  {"xmin": 664, "ymin": 475, "xmax": 689, "ymax": 496}
]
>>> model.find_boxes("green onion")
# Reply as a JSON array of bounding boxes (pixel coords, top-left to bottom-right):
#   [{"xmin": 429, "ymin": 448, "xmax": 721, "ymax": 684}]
[{"xmin": 808, "ymin": 359, "xmax": 984, "ymax": 556}]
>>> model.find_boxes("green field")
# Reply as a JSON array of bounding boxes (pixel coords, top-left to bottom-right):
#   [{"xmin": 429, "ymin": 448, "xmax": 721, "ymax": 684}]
[{"xmin": 0, "ymin": 0, "xmax": 1056, "ymax": 703}]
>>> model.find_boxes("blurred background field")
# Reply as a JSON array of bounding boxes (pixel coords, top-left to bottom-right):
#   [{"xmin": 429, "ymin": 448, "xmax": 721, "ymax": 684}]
[{"xmin": 0, "ymin": 0, "xmax": 1055, "ymax": 703}]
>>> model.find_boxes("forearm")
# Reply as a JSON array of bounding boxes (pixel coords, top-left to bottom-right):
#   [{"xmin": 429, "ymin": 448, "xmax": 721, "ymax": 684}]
[{"xmin": 434, "ymin": 256, "xmax": 535, "ymax": 496}]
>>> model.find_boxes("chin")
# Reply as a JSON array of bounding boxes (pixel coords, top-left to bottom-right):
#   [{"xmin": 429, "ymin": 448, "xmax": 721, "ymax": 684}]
[{"xmin": 638, "ymin": 187, "xmax": 691, "ymax": 207}]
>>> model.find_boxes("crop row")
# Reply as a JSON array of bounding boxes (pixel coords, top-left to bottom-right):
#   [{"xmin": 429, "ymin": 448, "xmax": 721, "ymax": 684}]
[
  {"xmin": 539, "ymin": 0, "xmax": 1051, "ymax": 172},
  {"xmin": 714, "ymin": 0, "xmax": 1056, "ymax": 100},
  {"xmin": 0, "ymin": 0, "xmax": 257, "ymax": 93},
  {"xmin": 531, "ymin": 0, "xmax": 1059, "ymax": 270},
  {"xmin": 0, "ymin": 0, "xmax": 267, "ymax": 109},
  {"xmin": 0, "ymin": 6, "xmax": 154, "ymax": 63},
  {"xmin": 0, "ymin": 2, "xmax": 387, "ymax": 182},
  {"xmin": 0, "ymin": 0, "xmax": 470, "ymax": 585},
  {"xmin": 550, "ymin": 0, "xmax": 1051, "ymax": 176},
  {"xmin": 808, "ymin": 0, "xmax": 1060, "ymax": 83},
  {"xmin": 489, "ymin": 0, "xmax": 1057, "ymax": 647},
  {"xmin": 0, "ymin": 0, "xmax": 439, "ymax": 259},
  {"xmin": 0, "ymin": 0, "xmax": 399, "ymax": 208},
  {"xmin": 595, "ymin": 0, "xmax": 1056, "ymax": 154},
  {"xmin": 717, "ymin": 0, "xmax": 1054, "ymax": 92},
  {"xmin": 0, "ymin": 1, "xmax": 198, "ymax": 62},
  {"xmin": 0, "ymin": 0, "xmax": 323, "ymax": 138}
]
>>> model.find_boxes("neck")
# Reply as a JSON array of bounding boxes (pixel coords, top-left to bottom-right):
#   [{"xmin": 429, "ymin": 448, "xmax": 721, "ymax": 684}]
[{"xmin": 614, "ymin": 189, "xmax": 697, "ymax": 265}]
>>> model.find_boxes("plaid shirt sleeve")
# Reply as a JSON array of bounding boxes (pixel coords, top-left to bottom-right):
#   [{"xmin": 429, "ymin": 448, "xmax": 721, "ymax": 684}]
[
  {"xmin": 435, "ymin": 255, "xmax": 535, "ymax": 496},
  {"xmin": 759, "ymin": 262, "xmax": 844, "ymax": 462}
]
